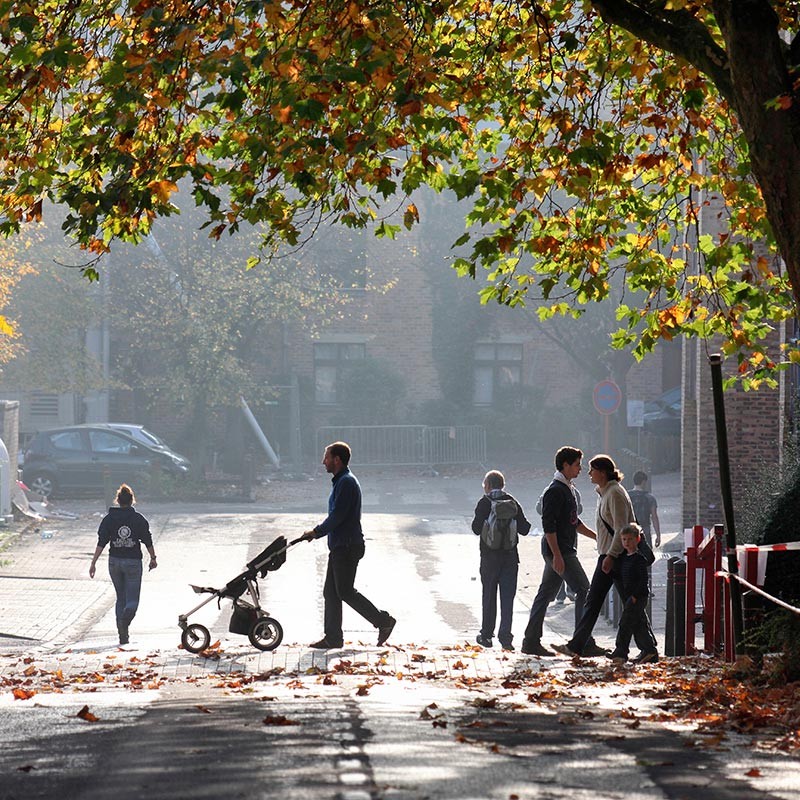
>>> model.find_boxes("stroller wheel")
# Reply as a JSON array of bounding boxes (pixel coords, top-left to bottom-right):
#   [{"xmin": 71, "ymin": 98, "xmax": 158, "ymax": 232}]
[
  {"xmin": 181, "ymin": 623, "xmax": 211, "ymax": 654},
  {"xmin": 248, "ymin": 616, "xmax": 283, "ymax": 651}
]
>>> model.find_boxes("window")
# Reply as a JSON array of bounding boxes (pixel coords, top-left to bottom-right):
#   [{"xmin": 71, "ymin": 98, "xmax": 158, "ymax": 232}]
[
  {"xmin": 473, "ymin": 342, "xmax": 523, "ymax": 405},
  {"xmin": 49, "ymin": 431, "xmax": 85, "ymax": 452},
  {"xmin": 89, "ymin": 430, "xmax": 134, "ymax": 455},
  {"xmin": 314, "ymin": 342, "xmax": 366, "ymax": 404}
]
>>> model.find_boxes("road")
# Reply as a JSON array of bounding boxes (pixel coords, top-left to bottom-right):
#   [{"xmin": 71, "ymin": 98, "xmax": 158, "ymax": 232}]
[{"xmin": 1, "ymin": 472, "xmax": 798, "ymax": 799}]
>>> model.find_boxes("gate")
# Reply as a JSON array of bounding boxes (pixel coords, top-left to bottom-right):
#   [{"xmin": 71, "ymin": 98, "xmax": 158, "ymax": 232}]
[{"xmin": 315, "ymin": 425, "xmax": 486, "ymax": 468}]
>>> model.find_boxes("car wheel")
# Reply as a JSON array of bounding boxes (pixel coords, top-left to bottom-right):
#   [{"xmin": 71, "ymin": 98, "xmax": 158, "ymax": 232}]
[{"xmin": 27, "ymin": 472, "xmax": 57, "ymax": 498}]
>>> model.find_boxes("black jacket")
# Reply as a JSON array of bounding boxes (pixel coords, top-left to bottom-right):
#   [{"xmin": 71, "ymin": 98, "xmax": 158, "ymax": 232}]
[
  {"xmin": 620, "ymin": 550, "xmax": 650, "ymax": 601},
  {"xmin": 97, "ymin": 506, "xmax": 152, "ymax": 560},
  {"xmin": 540, "ymin": 479, "xmax": 581, "ymax": 558}
]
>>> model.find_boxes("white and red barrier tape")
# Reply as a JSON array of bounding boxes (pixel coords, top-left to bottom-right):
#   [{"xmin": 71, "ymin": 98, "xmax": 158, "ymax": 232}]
[
  {"xmin": 716, "ymin": 570, "xmax": 800, "ymax": 616},
  {"xmin": 736, "ymin": 541, "xmax": 800, "ymax": 552}
]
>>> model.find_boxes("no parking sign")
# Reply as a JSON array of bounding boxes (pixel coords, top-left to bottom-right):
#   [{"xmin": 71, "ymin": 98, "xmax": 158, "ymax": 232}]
[{"xmin": 593, "ymin": 379, "xmax": 622, "ymax": 416}]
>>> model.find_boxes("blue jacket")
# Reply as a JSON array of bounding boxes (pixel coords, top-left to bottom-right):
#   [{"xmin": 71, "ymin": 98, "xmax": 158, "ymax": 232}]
[{"xmin": 314, "ymin": 467, "xmax": 364, "ymax": 550}]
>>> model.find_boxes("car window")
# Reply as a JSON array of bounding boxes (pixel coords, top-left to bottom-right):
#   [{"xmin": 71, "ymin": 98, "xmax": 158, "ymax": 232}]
[
  {"xmin": 49, "ymin": 431, "xmax": 85, "ymax": 452},
  {"xmin": 89, "ymin": 431, "xmax": 134, "ymax": 455}
]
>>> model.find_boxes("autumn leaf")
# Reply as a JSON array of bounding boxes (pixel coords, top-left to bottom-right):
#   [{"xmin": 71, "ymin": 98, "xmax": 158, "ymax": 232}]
[
  {"xmin": 12, "ymin": 688, "xmax": 36, "ymax": 701},
  {"xmin": 76, "ymin": 705, "xmax": 99, "ymax": 722},
  {"xmin": 147, "ymin": 180, "xmax": 179, "ymax": 204},
  {"xmin": 263, "ymin": 715, "xmax": 300, "ymax": 726}
]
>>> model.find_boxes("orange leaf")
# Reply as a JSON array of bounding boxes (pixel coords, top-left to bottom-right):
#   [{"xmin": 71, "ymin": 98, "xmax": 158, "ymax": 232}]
[
  {"xmin": 76, "ymin": 705, "xmax": 99, "ymax": 722},
  {"xmin": 745, "ymin": 768, "xmax": 762, "ymax": 777},
  {"xmin": 12, "ymin": 688, "xmax": 36, "ymax": 701}
]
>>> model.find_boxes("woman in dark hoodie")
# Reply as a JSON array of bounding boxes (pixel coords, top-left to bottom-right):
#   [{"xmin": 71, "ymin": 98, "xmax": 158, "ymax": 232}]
[{"xmin": 89, "ymin": 484, "xmax": 157, "ymax": 645}]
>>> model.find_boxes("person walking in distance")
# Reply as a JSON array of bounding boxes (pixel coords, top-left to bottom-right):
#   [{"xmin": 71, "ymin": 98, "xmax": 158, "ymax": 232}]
[
  {"xmin": 629, "ymin": 471, "xmax": 661, "ymax": 548},
  {"xmin": 521, "ymin": 447, "xmax": 605, "ymax": 657},
  {"xmin": 554, "ymin": 454, "xmax": 657, "ymax": 660},
  {"xmin": 89, "ymin": 484, "xmax": 157, "ymax": 645},
  {"xmin": 301, "ymin": 441, "xmax": 396, "ymax": 649},
  {"xmin": 608, "ymin": 523, "xmax": 659, "ymax": 664},
  {"xmin": 471, "ymin": 470, "xmax": 532, "ymax": 651}
]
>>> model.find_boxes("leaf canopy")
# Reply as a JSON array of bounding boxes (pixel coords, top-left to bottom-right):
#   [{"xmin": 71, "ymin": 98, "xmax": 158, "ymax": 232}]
[{"xmin": 1, "ymin": 0, "xmax": 799, "ymax": 381}]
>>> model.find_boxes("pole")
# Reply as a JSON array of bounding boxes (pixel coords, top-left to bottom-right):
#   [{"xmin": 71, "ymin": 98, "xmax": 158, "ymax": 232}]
[
  {"xmin": 603, "ymin": 414, "xmax": 610, "ymax": 453},
  {"xmin": 708, "ymin": 353, "xmax": 744, "ymax": 657}
]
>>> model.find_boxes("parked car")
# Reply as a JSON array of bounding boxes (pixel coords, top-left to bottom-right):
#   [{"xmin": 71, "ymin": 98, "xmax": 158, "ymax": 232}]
[
  {"xmin": 107, "ymin": 423, "xmax": 191, "ymax": 470},
  {"xmin": 22, "ymin": 424, "xmax": 190, "ymax": 498},
  {"xmin": 643, "ymin": 386, "xmax": 681, "ymax": 436}
]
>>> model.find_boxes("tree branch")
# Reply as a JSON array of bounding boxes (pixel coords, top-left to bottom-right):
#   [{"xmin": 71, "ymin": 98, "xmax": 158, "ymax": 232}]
[{"xmin": 589, "ymin": 0, "xmax": 735, "ymax": 105}]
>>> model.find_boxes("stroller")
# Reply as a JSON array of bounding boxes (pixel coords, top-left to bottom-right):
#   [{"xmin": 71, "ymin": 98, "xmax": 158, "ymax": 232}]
[{"xmin": 178, "ymin": 535, "xmax": 303, "ymax": 653}]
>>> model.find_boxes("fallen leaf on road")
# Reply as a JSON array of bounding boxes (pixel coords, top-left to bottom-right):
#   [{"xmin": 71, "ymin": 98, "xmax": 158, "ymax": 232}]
[
  {"xmin": 12, "ymin": 688, "xmax": 35, "ymax": 700},
  {"xmin": 263, "ymin": 715, "xmax": 300, "ymax": 726},
  {"xmin": 195, "ymin": 705, "xmax": 212, "ymax": 713},
  {"xmin": 76, "ymin": 705, "xmax": 99, "ymax": 722},
  {"xmin": 746, "ymin": 768, "xmax": 762, "ymax": 777}
]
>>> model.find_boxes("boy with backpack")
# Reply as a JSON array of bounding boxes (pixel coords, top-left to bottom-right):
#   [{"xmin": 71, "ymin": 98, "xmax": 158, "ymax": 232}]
[{"xmin": 471, "ymin": 470, "xmax": 531, "ymax": 651}]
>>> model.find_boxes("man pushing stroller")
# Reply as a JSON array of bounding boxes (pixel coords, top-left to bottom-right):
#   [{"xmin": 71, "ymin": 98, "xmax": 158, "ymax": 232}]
[{"xmin": 301, "ymin": 441, "xmax": 396, "ymax": 650}]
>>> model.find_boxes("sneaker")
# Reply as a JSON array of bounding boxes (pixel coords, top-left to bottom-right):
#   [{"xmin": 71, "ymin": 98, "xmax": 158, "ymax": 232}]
[
  {"xmin": 309, "ymin": 637, "xmax": 342, "ymax": 649},
  {"xmin": 500, "ymin": 642, "xmax": 515, "ymax": 652},
  {"xmin": 552, "ymin": 643, "xmax": 580, "ymax": 657},
  {"xmin": 521, "ymin": 641, "xmax": 554, "ymax": 657},
  {"xmin": 582, "ymin": 642, "xmax": 612, "ymax": 657},
  {"xmin": 377, "ymin": 615, "xmax": 396, "ymax": 646},
  {"xmin": 476, "ymin": 634, "xmax": 493, "ymax": 648},
  {"xmin": 633, "ymin": 651, "xmax": 659, "ymax": 664}
]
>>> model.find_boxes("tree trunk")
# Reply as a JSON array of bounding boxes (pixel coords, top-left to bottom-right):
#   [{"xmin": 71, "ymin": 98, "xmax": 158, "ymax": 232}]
[{"xmin": 722, "ymin": 1, "xmax": 800, "ymax": 309}]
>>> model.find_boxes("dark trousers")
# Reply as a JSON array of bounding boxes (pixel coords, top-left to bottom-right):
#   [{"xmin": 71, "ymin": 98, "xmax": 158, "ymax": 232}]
[
  {"xmin": 568, "ymin": 556, "xmax": 657, "ymax": 654},
  {"xmin": 479, "ymin": 551, "xmax": 518, "ymax": 645},
  {"xmin": 323, "ymin": 542, "xmax": 385, "ymax": 645},
  {"xmin": 615, "ymin": 598, "xmax": 658, "ymax": 657},
  {"xmin": 523, "ymin": 552, "xmax": 590, "ymax": 646}
]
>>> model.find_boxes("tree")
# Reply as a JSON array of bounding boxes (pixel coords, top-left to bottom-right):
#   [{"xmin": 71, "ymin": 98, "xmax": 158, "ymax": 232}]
[
  {"xmin": 1, "ymin": 1, "xmax": 798, "ymax": 380},
  {"xmin": 0, "ymin": 216, "xmax": 105, "ymax": 395},
  {"xmin": 105, "ymin": 200, "xmax": 333, "ymax": 469}
]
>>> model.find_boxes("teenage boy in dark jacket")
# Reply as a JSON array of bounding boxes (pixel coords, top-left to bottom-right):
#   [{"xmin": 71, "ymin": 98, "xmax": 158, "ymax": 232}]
[
  {"xmin": 608, "ymin": 523, "xmax": 659, "ymax": 664},
  {"xmin": 521, "ymin": 446, "xmax": 602, "ymax": 657},
  {"xmin": 471, "ymin": 470, "xmax": 531, "ymax": 651}
]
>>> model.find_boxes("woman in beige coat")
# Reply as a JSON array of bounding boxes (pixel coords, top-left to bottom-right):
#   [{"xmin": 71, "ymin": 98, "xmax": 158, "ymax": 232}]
[{"xmin": 554, "ymin": 454, "xmax": 658, "ymax": 661}]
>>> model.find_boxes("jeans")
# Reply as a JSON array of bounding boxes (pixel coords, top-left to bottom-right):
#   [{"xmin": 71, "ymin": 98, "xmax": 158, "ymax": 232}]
[
  {"xmin": 568, "ymin": 556, "xmax": 657, "ymax": 654},
  {"xmin": 614, "ymin": 598, "xmax": 658, "ymax": 657},
  {"xmin": 523, "ymin": 552, "xmax": 590, "ymax": 646},
  {"xmin": 323, "ymin": 542, "xmax": 386, "ymax": 644},
  {"xmin": 479, "ymin": 550, "xmax": 519, "ymax": 645},
  {"xmin": 108, "ymin": 557, "xmax": 143, "ymax": 628}
]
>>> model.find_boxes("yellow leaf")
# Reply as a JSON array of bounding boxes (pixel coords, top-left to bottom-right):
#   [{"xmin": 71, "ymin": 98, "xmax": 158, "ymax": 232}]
[{"xmin": 147, "ymin": 180, "xmax": 179, "ymax": 204}]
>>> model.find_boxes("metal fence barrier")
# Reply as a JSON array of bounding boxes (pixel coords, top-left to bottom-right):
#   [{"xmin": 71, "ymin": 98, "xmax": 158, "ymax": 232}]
[{"xmin": 315, "ymin": 425, "xmax": 486, "ymax": 468}]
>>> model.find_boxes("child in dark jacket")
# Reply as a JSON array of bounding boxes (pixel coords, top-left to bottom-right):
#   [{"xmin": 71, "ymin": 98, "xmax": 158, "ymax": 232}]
[{"xmin": 609, "ymin": 523, "xmax": 658, "ymax": 664}]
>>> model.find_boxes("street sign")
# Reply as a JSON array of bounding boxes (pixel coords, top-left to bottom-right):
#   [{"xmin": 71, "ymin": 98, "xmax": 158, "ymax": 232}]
[
  {"xmin": 593, "ymin": 379, "xmax": 622, "ymax": 415},
  {"xmin": 627, "ymin": 399, "xmax": 645, "ymax": 428}
]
